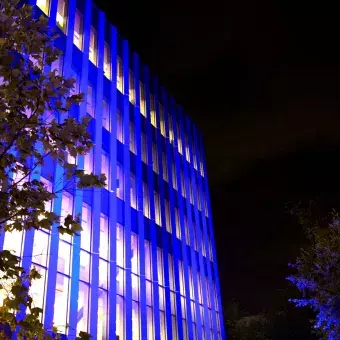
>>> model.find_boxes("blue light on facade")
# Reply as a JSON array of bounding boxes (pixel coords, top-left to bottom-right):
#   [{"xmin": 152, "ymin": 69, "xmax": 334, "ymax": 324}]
[{"xmin": 0, "ymin": 0, "xmax": 226, "ymax": 339}]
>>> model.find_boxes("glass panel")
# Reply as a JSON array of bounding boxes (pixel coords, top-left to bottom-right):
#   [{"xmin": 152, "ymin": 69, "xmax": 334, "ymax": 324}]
[
  {"xmin": 98, "ymin": 289, "xmax": 108, "ymax": 340},
  {"xmin": 116, "ymin": 267, "xmax": 125, "ymax": 296},
  {"xmin": 79, "ymin": 250, "xmax": 90, "ymax": 282},
  {"xmin": 102, "ymin": 100, "xmax": 110, "ymax": 131},
  {"xmin": 57, "ymin": 241, "xmax": 71, "ymax": 275},
  {"xmin": 73, "ymin": 10, "xmax": 83, "ymax": 50},
  {"xmin": 146, "ymin": 280, "xmax": 152, "ymax": 306},
  {"xmin": 154, "ymin": 191, "xmax": 161, "ymax": 226},
  {"xmin": 99, "ymin": 214, "xmax": 109, "ymax": 260},
  {"xmin": 160, "ymin": 311, "xmax": 167, "ymax": 340},
  {"xmin": 32, "ymin": 230, "xmax": 49, "ymax": 267},
  {"xmin": 131, "ymin": 273, "xmax": 139, "ymax": 302},
  {"xmin": 54, "ymin": 273, "xmax": 69, "ymax": 334},
  {"xmin": 152, "ymin": 143, "xmax": 158, "ymax": 174},
  {"xmin": 147, "ymin": 306, "xmax": 154, "ymax": 340},
  {"xmin": 131, "ymin": 233, "xmax": 139, "ymax": 274},
  {"xmin": 117, "ymin": 110, "xmax": 124, "ymax": 143},
  {"xmin": 157, "ymin": 248, "xmax": 164, "ymax": 286},
  {"xmin": 30, "ymin": 265, "xmax": 46, "ymax": 317},
  {"xmin": 129, "ymin": 70, "xmax": 135, "ymax": 105},
  {"xmin": 60, "ymin": 192, "xmax": 73, "ymax": 242},
  {"xmin": 116, "ymin": 163, "xmax": 124, "ymax": 200},
  {"xmin": 81, "ymin": 203, "xmax": 92, "ymax": 251},
  {"xmin": 104, "ymin": 43, "xmax": 111, "ymax": 79},
  {"xmin": 117, "ymin": 57, "xmax": 123, "ymax": 93},
  {"xmin": 86, "ymin": 85, "xmax": 94, "ymax": 116},
  {"xmin": 172, "ymin": 315, "xmax": 178, "ymax": 340},
  {"xmin": 132, "ymin": 301, "xmax": 140, "ymax": 340},
  {"xmin": 143, "ymin": 182, "xmax": 150, "ymax": 218},
  {"xmin": 84, "ymin": 150, "xmax": 93, "ymax": 175},
  {"xmin": 89, "ymin": 27, "xmax": 97, "ymax": 65},
  {"xmin": 36, "ymin": 0, "xmax": 50, "ymax": 15},
  {"xmin": 3, "ymin": 229, "xmax": 24, "ymax": 256},
  {"xmin": 116, "ymin": 223, "xmax": 124, "ymax": 267},
  {"xmin": 56, "ymin": 0, "xmax": 67, "ymax": 32},
  {"xmin": 140, "ymin": 82, "xmax": 146, "ymax": 117},
  {"xmin": 144, "ymin": 240, "xmax": 152, "ymax": 280},
  {"xmin": 99, "ymin": 259, "xmax": 108, "ymax": 290},
  {"xmin": 130, "ymin": 173, "xmax": 137, "ymax": 209},
  {"xmin": 101, "ymin": 152, "xmax": 110, "ymax": 190},
  {"xmin": 168, "ymin": 255, "xmax": 175, "ymax": 291},
  {"xmin": 116, "ymin": 295, "xmax": 125, "ymax": 340},
  {"xmin": 77, "ymin": 282, "xmax": 89, "ymax": 334},
  {"xmin": 159, "ymin": 286, "xmax": 165, "ymax": 311}
]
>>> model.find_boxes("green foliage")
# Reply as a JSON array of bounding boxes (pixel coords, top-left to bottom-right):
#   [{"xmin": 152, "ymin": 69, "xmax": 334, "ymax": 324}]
[{"xmin": 0, "ymin": 0, "xmax": 106, "ymax": 338}]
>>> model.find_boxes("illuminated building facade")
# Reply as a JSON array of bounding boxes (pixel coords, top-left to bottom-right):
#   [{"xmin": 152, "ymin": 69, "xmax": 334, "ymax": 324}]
[{"xmin": 0, "ymin": 0, "xmax": 225, "ymax": 338}]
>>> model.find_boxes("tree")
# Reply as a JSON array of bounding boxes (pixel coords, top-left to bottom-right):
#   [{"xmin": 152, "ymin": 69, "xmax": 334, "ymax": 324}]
[
  {"xmin": 288, "ymin": 201, "xmax": 340, "ymax": 340},
  {"xmin": 0, "ymin": 0, "xmax": 105, "ymax": 338}
]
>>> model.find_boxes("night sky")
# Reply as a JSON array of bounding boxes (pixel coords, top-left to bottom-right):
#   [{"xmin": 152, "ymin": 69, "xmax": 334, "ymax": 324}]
[{"xmin": 96, "ymin": 0, "xmax": 340, "ymax": 320}]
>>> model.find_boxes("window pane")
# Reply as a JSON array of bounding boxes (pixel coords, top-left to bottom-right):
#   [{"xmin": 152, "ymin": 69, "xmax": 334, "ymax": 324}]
[
  {"xmin": 146, "ymin": 280, "xmax": 152, "ymax": 306},
  {"xmin": 81, "ymin": 203, "xmax": 92, "ymax": 251},
  {"xmin": 104, "ymin": 43, "xmax": 111, "ymax": 79},
  {"xmin": 129, "ymin": 70, "xmax": 135, "ymax": 104},
  {"xmin": 117, "ymin": 57, "xmax": 123, "ymax": 93},
  {"xmin": 89, "ymin": 27, "xmax": 97, "ymax": 65},
  {"xmin": 57, "ymin": 241, "xmax": 71, "ymax": 275},
  {"xmin": 79, "ymin": 250, "xmax": 90, "ymax": 282},
  {"xmin": 101, "ymin": 100, "xmax": 110, "ymax": 131},
  {"xmin": 116, "ymin": 163, "xmax": 124, "ymax": 200},
  {"xmin": 116, "ymin": 267, "xmax": 125, "ymax": 296},
  {"xmin": 117, "ymin": 110, "xmax": 124, "ymax": 143},
  {"xmin": 116, "ymin": 295, "xmax": 125, "ymax": 340},
  {"xmin": 130, "ymin": 173, "xmax": 137, "ymax": 209},
  {"xmin": 131, "ymin": 233, "xmax": 139, "ymax": 274},
  {"xmin": 30, "ymin": 265, "xmax": 46, "ymax": 317},
  {"xmin": 99, "ymin": 214, "xmax": 109, "ymax": 260},
  {"xmin": 131, "ymin": 273, "xmax": 139, "ymax": 302},
  {"xmin": 32, "ymin": 230, "xmax": 49, "ymax": 267},
  {"xmin": 56, "ymin": 0, "xmax": 67, "ymax": 32},
  {"xmin": 98, "ymin": 289, "xmax": 108, "ymax": 340},
  {"xmin": 99, "ymin": 259, "xmax": 108, "ymax": 290},
  {"xmin": 132, "ymin": 301, "xmax": 140, "ymax": 340},
  {"xmin": 54, "ymin": 274, "xmax": 69, "ymax": 334},
  {"xmin": 101, "ymin": 152, "xmax": 110, "ymax": 190},
  {"xmin": 116, "ymin": 223, "xmax": 124, "ymax": 267},
  {"xmin": 73, "ymin": 10, "xmax": 83, "ymax": 50},
  {"xmin": 3, "ymin": 229, "xmax": 24, "ymax": 257},
  {"xmin": 87, "ymin": 85, "xmax": 95, "ymax": 117},
  {"xmin": 160, "ymin": 310, "xmax": 167, "ymax": 340},
  {"xmin": 36, "ymin": 0, "xmax": 50, "ymax": 15},
  {"xmin": 157, "ymin": 248, "xmax": 164, "ymax": 286},
  {"xmin": 147, "ymin": 306, "xmax": 154, "ymax": 340},
  {"xmin": 77, "ymin": 282, "xmax": 89, "ymax": 334},
  {"xmin": 144, "ymin": 240, "xmax": 152, "ymax": 280}
]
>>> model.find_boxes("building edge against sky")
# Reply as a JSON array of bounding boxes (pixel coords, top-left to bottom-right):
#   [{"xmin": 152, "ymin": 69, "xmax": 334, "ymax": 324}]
[{"xmin": 0, "ymin": 0, "xmax": 225, "ymax": 339}]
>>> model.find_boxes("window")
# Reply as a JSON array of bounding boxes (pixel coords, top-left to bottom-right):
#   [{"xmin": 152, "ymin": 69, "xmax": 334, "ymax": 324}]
[
  {"xmin": 165, "ymin": 200, "xmax": 171, "ymax": 233},
  {"xmin": 130, "ymin": 173, "xmax": 137, "ymax": 209},
  {"xmin": 29, "ymin": 265, "xmax": 47, "ymax": 320},
  {"xmin": 185, "ymin": 136, "xmax": 190, "ymax": 163},
  {"xmin": 32, "ymin": 231, "xmax": 49, "ymax": 267},
  {"xmin": 179, "ymin": 262, "xmax": 186, "ymax": 296},
  {"xmin": 200, "ymin": 160, "xmax": 205, "ymax": 177},
  {"xmin": 98, "ymin": 289, "xmax": 108, "ymax": 339},
  {"xmin": 129, "ymin": 121, "xmax": 136, "ymax": 154},
  {"xmin": 57, "ymin": 241, "xmax": 71, "ymax": 275},
  {"xmin": 117, "ymin": 109, "xmax": 124, "ymax": 143},
  {"xmin": 140, "ymin": 82, "xmax": 146, "ymax": 116},
  {"xmin": 150, "ymin": 94, "xmax": 157, "ymax": 127},
  {"xmin": 99, "ymin": 259, "xmax": 108, "ymax": 290},
  {"xmin": 73, "ymin": 10, "xmax": 83, "ymax": 50},
  {"xmin": 116, "ymin": 224, "xmax": 125, "ymax": 268},
  {"xmin": 157, "ymin": 248, "xmax": 164, "ymax": 286},
  {"xmin": 60, "ymin": 192, "xmax": 73, "ymax": 242},
  {"xmin": 177, "ymin": 123, "xmax": 183, "ymax": 154},
  {"xmin": 131, "ymin": 234, "xmax": 139, "ymax": 275},
  {"xmin": 142, "ymin": 133, "xmax": 148, "ymax": 164},
  {"xmin": 181, "ymin": 171, "xmax": 186, "ymax": 198},
  {"xmin": 168, "ymin": 114, "xmax": 174, "ymax": 144},
  {"xmin": 116, "ymin": 163, "xmax": 124, "ymax": 200},
  {"xmin": 56, "ymin": 0, "xmax": 67, "ymax": 32},
  {"xmin": 172, "ymin": 163, "xmax": 177, "ymax": 190},
  {"xmin": 37, "ymin": 0, "xmax": 50, "ymax": 15},
  {"xmin": 101, "ymin": 152, "xmax": 110, "ymax": 189},
  {"xmin": 154, "ymin": 191, "xmax": 161, "ymax": 226},
  {"xmin": 185, "ymin": 217, "xmax": 190, "ymax": 246},
  {"xmin": 168, "ymin": 255, "xmax": 175, "ymax": 291},
  {"xmin": 79, "ymin": 250, "xmax": 90, "ymax": 282},
  {"xmin": 81, "ymin": 203, "xmax": 91, "ymax": 251},
  {"xmin": 175, "ymin": 208, "xmax": 181, "ymax": 240},
  {"xmin": 129, "ymin": 70, "xmax": 135, "ymax": 104},
  {"xmin": 147, "ymin": 306, "xmax": 154, "ymax": 340},
  {"xmin": 143, "ymin": 182, "xmax": 150, "ymax": 218},
  {"xmin": 132, "ymin": 301, "xmax": 140, "ymax": 340},
  {"xmin": 162, "ymin": 153, "xmax": 168, "ymax": 182},
  {"xmin": 152, "ymin": 143, "xmax": 158, "ymax": 174},
  {"xmin": 89, "ymin": 27, "xmax": 97, "ymax": 65},
  {"xmin": 117, "ymin": 57, "xmax": 123, "ymax": 92},
  {"xmin": 159, "ymin": 104, "xmax": 165, "ymax": 136},
  {"xmin": 86, "ymin": 85, "xmax": 94, "ymax": 117},
  {"xmin": 104, "ymin": 43, "xmax": 111, "ymax": 79},
  {"xmin": 116, "ymin": 295, "xmax": 125, "ymax": 340},
  {"xmin": 145, "ymin": 241, "xmax": 152, "ymax": 280},
  {"xmin": 77, "ymin": 282, "xmax": 89, "ymax": 334},
  {"xmin": 102, "ymin": 100, "xmax": 110, "ymax": 131},
  {"xmin": 54, "ymin": 274, "xmax": 70, "ymax": 334},
  {"xmin": 160, "ymin": 311, "xmax": 167, "ymax": 340},
  {"xmin": 84, "ymin": 150, "xmax": 93, "ymax": 174},
  {"xmin": 99, "ymin": 214, "xmax": 109, "ymax": 260}
]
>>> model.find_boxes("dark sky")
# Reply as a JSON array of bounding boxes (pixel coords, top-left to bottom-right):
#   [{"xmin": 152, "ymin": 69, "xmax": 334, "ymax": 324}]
[{"xmin": 96, "ymin": 0, "xmax": 340, "ymax": 316}]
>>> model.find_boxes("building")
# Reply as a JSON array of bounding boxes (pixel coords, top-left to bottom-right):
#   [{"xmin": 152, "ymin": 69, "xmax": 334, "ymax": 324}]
[{"xmin": 0, "ymin": 0, "xmax": 225, "ymax": 339}]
